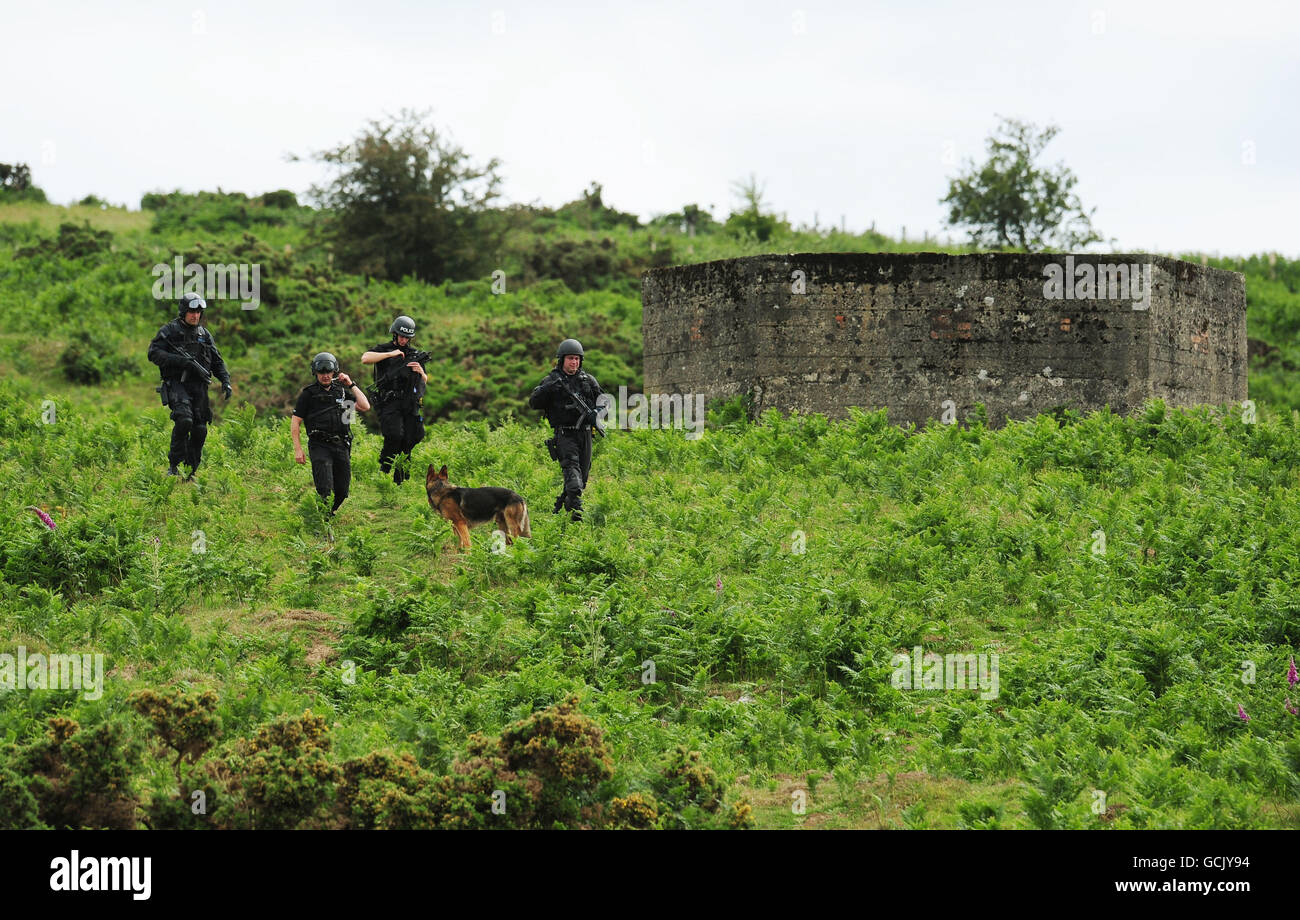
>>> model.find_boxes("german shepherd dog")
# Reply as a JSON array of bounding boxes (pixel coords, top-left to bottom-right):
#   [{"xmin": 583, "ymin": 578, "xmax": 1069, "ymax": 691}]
[{"xmin": 426, "ymin": 464, "xmax": 531, "ymax": 551}]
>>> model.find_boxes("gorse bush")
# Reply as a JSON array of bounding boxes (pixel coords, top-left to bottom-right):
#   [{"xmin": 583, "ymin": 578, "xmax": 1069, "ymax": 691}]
[
  {"xmin": 1, "ymin": 716, "xmax": 142, "ymax": 830},
  {"xmin": 99, "ymin": 690, "xmax": 747, "ymax": 830}
]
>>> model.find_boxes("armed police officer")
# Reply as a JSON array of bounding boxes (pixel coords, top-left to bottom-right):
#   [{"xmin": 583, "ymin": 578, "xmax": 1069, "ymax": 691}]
[
  {"xmin": 360, "ymin": 316, "xmax": 428, "ymax": 484},
  {"xmin": 147, "ymin": 292, "xmax": 232, "ymax": 478},
  {"xmin": 291, "ymin": 352, "xmax": 370, "ymax": 515},
  {"xmin": 528, "ymin": 338, "xmax": 605, "ymax": 522}
]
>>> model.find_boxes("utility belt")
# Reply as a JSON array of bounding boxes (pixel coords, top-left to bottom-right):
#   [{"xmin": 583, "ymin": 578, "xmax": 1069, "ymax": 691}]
[
  {"xmin": 155, "ymin": 378, "xmax": 206, "ymax": 406},
  {"xmin": 545, "ymin": 425, "xmax": 589, "ymax": 460},
  {"xmin": 308, "ymin": 431, "xmax": 351, "ymax": 446}
]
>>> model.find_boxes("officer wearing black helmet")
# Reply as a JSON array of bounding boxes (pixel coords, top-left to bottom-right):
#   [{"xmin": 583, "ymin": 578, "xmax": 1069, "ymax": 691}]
[
  {"xmin": 291, "ymin": 352, "xmax": 370, "ymax": 514},
  {"xmin": 360, "ymin": 316, "xmax": 428, "ymax": 484},
  {"xmin": 528, "ymin": 338, "xmax": 604, "ymax": 522},
  {"xmin": 147, "ymin": 292, "xmax": 232, "ymax": 478}
]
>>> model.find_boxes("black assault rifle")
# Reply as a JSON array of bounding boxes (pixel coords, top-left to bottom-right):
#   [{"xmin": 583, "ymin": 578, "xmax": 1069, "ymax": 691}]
[
  {"xmin": 370, "ymin": 347, "xmax": 431, "ymax": 402},
  {"xmin": 556, "ymin": 374, "xmax": 606, "ymax": 437},
  {"xmin": 155, "ymin": 343, "xmax": 210, "ymax": 405}
]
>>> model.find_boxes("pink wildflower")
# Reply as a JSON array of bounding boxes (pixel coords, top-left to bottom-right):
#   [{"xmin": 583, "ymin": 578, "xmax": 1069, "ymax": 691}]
[
  {"xmin": 1237, "ymin": 704, "xmax": 1250, "ymax": 722},
  {"xmin": 1286, "ymin": 699, "xmax": 1298, "ymax": 716},
  {"xmin": 25, "ymin": 506, "xmax": 55, "ymax": 531},
  {"xmin": 1288, "ymin": 657, "xmax": 1298, "ymax": 689}
]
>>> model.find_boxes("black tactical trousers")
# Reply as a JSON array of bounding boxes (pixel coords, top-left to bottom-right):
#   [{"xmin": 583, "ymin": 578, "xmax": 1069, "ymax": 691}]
[
  {"xmin": 553, "ymin": 428, "xmax": 593, "ymax": 517},
  {"xmin": 167, "ymin": 382, "xmax": 211, "ymax": 472},
  {"xmin": 377, "ymin": 397, "xmax": 425, "ymax": 484},
  {"xmin": 308, "ymin": 437, "xmax": 351, "ymax": 512}
]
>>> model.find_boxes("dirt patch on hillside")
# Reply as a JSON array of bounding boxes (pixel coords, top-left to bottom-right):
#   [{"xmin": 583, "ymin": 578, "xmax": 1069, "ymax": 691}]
[{"xmin": 252, "ymin": 608, "xmax": 342, "ymax": 667}]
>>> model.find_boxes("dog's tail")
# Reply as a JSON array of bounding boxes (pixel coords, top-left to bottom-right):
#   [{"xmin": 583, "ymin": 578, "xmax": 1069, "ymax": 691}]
[{"xmin": 519, "ymin": 502, "xmax": 532, "ymax": 538}]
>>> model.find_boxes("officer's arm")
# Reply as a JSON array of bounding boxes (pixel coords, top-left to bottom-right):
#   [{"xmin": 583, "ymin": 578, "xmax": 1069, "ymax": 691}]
[
  {"xmin": 290, "ymin": 415, "xmax": 305, "ymax": 460},
  {"xmin": 147, "ymin": 330, "xmax": 189, "ymax": 370},
  {"xmin": 528, "ymin": 372, "xmax": 560, "ymax": 409},
  {"xmin": 361, "ymin": 350, "xmax": 398, "ymax": 364},
  {"xmin": 208, "ymin": 333, "xmax": 232, "ymax": 385},
  {"xmin": 204, "ymin": 335, "xmax": 232, "ymax": 389},
  {"xmin": 586, "ymin": 374, "xmax": 604, "ymax": 398}
]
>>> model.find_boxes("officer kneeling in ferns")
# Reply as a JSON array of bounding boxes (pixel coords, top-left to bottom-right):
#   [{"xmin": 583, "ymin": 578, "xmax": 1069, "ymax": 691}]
[
  {"xmin": 529, "ymin": 338, "xmax": 604, "ymax": 522},
  {"xmin": 291, "ymin": 352, "xmax": 370, "ymax": 515},
  {"xmin": 148, "ymin": 292, "xmax": 232, "ymax": 479}
]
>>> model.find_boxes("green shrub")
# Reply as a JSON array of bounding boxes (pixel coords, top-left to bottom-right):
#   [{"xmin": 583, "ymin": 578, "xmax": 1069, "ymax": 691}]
[
  {"xmin": 0, "ymin": 508, "xmax": 143, "ymax": 597},
  {"xmin": 651, "ymin": 746, "xmax": 754, "ymax": 829},
  {"xmin": 209, "ymin": 710, "xmax": 340, "ymax": 829},
  {"xmin": 15, "ymin": 222, "xmax": 113, "ymax": 259},
  {"xmin": 59, "ymin": 330, "xmax": 138, "ymax": 384},
  {"xmin": 6, "ymin": 716, "xmax": 142, "ymax": 829}
]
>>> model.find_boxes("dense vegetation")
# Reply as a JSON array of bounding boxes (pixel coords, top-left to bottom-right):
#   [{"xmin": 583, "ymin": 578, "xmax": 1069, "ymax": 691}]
[{"xmin": 0, "ymin": 184, "xmax": 1298, "ymax": 828}]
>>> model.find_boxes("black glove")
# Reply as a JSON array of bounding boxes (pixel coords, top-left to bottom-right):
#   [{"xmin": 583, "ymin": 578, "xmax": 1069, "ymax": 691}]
[{"xmin": 221, "ymin": 380, "xmax": 232, "ymax": 400}]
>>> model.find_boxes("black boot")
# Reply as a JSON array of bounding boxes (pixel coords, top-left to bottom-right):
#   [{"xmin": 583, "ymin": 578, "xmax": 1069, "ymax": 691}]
[
  {"xmin": 167, "ymin": 465, "xmax": 180, "ymax": 476},
  {"xmin": 565, "ymin": 493, "xmax": 583, "ymax": 522}
]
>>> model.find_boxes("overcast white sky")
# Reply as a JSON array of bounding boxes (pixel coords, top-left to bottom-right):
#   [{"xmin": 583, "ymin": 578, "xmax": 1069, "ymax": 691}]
[{"xmin": 2, "ymin": 0, "xmax": 1296, "ymax": 256}]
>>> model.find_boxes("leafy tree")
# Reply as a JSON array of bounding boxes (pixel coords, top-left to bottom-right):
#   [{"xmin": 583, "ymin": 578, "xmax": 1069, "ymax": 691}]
[
  {"xmin": 0, "ymin": 162, "xmax": 32, "ymax": 190},
  {"xmin": 651, "ymin": 203, "xmax": 720, "ymax": 236},
  {"xmin": 0, "ymin": 162, "xmax": 47, "ymax": 203},
  {"xmin": 301, "ymin": 110, "xmax": 505, "ymax": 282},
  {"xmin": 941, "ymin": 117, "xmax": 1103, "ymax": 251},
  {"xmin": 555, "ymin": 182, "xmax": 641, "ymax": 231},
  {"xmin": 725, "ymin": 174, "xmax": 787, "ymax": 242}
]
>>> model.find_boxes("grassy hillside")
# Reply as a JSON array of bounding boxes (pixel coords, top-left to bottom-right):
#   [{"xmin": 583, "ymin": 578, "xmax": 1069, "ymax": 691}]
[
  {"xmin": 2, "ymin": 197, "xmax": 1299, "ymax": 829},
  {"xmin": 1, "ymin": 197, "xmax": 1297, "ymax": 428},
  {"xmin": 1, "ymin": 367, "xmax": 1298, "ymax": 827}
]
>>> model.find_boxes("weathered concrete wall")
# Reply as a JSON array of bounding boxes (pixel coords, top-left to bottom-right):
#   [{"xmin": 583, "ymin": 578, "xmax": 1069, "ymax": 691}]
[{"xmin": 642, "ymin": 253, "xmax": 1246, "ymax": 427}]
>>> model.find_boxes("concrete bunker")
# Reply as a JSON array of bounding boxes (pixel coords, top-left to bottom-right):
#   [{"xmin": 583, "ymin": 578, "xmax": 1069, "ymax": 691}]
[{"xmin": 642, "ymin": 252, "xmax": 1246, "ymax": 427}]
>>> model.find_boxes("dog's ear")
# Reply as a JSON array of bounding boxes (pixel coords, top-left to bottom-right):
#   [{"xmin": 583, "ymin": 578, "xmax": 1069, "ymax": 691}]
[
  {"xmin": 438, "ymin": 464, "xmax": 448, "ymax": 478},
  {"xmin": 426, "ymin": 464, "xmax": 437, "ymax": 486}
]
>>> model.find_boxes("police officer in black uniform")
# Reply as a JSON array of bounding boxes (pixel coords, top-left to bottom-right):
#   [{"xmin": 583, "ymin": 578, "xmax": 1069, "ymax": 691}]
[
  {"xmin": 147, "ymin": 292, "xmax": 232, "ymax": 478},
  {"xmin": 360, "ymin": 316, "xmax": 428, "ymax": 484},
  {"xmin": 291, "ymin": 352, "xmax": 370, "ymax": 514},
  {"xmin": 529, "ymin": 338, "xmax": 604, "ymax": 522}
]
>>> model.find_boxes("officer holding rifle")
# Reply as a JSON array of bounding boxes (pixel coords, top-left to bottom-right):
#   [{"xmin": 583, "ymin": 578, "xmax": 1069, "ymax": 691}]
[
  {"xmin": 360, "ymin": 315, "xmax": 429, "ymax": 484},
  {"xmin": 528, "ymin": 338, "xmax": 605, "ymax": 522},
  {"xmin": 147, "ymin": 292, "xmax": 232, "ymax": 479}
]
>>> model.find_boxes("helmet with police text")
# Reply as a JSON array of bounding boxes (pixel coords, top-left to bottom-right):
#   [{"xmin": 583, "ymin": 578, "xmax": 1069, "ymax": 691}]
[
  {"xmin": 390, "ymin": 316, "xmax": 416, "ymax": 338},
  {"xmin": 311, "ymin": 352, "xmax": 340, "ymax": 375},
  {"xmin": 178, "ymin": 292, "xmax": 207, "ymax": 315}
]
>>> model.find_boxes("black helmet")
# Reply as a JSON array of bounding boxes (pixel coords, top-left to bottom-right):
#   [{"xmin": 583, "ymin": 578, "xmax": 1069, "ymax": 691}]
[
  {"xmin": 311, "ymin": 352, "xmax": 340, "ymax": 375},
  {"xmin": 556, "ymin": 338, "xmax": 584, "ymax": 358},
  {"xmin": 390, "ymin": 316, "xmax": 416, "ymax": 338},
  {"xmin": 178, "ymin": 292, "xmax": 207, "ymax": 315}
]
